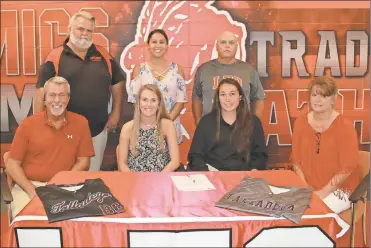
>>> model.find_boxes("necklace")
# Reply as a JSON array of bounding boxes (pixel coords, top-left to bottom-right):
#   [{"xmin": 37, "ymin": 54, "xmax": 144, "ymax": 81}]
[
  {"xmin": 142, "ymin": 120, "xmax": 157, "ymax": 129},
  {"xmin": 309, "ymin": 111, "xmax": 337, "ymax": 133},
  {"xmin": 152, "ymin": 67, "xmax": 169, "ymax": 77}
]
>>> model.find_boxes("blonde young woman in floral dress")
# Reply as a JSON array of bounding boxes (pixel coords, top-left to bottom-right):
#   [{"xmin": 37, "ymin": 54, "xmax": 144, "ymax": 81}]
[{"xmin": 118, "ymin": 84, "xmax": 180, "ymax": 172}]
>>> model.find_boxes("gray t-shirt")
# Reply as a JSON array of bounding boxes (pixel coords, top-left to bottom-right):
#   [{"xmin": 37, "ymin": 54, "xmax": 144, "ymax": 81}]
[
  {"xmin": 216, "ymin": 176, "xmax": 313, "ymax": 224},
  {"xmin": 192, "ymin": 59, "xmax": 266, "ymax": 116}
]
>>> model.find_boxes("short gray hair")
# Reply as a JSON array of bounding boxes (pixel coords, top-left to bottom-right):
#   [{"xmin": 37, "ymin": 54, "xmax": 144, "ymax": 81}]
[
  {"xmin": 44, "ymin": 76, "xmax": 70, "ymax": 99},
  {"xmin": 68, "ymin": 11, "xmax": 95, "ymax": 33}
]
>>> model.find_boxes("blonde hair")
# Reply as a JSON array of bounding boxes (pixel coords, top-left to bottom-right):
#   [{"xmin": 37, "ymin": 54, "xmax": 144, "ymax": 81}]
[
  {"xmin": 68, "ymin": 11, "xmax": 95, "ymax": 34},
  {"xmin": 131, "ymin": 85, "xmax": 170, "ymax": 156},
  {"xmin": 308, "ymin": 76, "xmax": 338, "ymax": 97},
  {"xmin": 44, "ymin": 76, "xmax": 70, "ymax": 99}
]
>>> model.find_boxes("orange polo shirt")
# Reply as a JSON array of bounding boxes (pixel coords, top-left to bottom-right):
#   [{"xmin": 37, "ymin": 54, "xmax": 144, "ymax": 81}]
[{"xmin": 9, "ymin": 111, "xmax": 95, "ymax": 182}]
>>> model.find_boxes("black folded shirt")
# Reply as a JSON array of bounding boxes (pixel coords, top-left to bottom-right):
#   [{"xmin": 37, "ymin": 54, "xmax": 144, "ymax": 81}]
[{"xmin": 36, "ymin": 178, "xmax": 124, "ymax": 223}]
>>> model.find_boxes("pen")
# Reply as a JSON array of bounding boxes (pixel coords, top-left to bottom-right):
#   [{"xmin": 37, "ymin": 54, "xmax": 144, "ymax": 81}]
[{"xmin": 187, "ymin": 175, "xmax": 196, "ymax": 184}]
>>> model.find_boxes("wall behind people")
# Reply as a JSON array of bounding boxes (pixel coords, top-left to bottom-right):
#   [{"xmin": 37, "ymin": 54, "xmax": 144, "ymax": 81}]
[{"xmin": 1, "ymin": 1, "xmax": 369, "ymax": 168}]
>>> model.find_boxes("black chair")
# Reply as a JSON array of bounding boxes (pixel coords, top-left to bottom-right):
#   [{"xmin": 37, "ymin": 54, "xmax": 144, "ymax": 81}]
[{"xmin": 349, "ymin": 172, "xmax": 370, "ymax": 248}]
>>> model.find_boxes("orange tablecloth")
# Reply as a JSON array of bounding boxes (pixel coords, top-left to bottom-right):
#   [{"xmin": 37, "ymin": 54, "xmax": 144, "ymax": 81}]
[{"xmin": 4, "ymin": 170, "xmax": 349, "ymax": 247}]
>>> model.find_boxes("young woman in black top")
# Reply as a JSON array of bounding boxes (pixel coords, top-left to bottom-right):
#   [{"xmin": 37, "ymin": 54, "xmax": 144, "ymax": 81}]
[{"xmin": 188, "ymin": 78, "xmax": 268, "ymax": 171}]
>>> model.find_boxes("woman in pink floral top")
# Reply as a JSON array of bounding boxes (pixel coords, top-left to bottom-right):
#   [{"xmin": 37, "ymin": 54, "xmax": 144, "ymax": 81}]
[{"xmin": 128, "ymin": 29, "xmax": 188, "ymax": 143}]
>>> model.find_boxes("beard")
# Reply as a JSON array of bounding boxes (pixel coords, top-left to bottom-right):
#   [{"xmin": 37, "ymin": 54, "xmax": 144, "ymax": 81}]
[{"xmin": 69, "ymin": 33, "xmax": 93, "ymax": 49}]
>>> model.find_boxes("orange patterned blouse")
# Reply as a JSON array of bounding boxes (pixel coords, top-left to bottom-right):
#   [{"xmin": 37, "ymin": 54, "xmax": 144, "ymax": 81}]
[{"xmin": 291, "ymin": 114, "xmax": 362, "ymax": 194}]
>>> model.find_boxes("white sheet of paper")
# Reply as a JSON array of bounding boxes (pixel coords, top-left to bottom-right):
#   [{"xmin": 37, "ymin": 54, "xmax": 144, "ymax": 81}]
[
  {"xmin": 268, "ymin": 185, "xmax": 291, "ymax": 194},
  {"xmin": 207, "ymin": 164, "xmax": 219, "ymax": 171},
  {"xmin": 322, "ymin": 189, "xmax": 351, "ymax": 214},
  {"xmin": 171, "ymin": 174, "xmax": 216, "ymax": 192}
]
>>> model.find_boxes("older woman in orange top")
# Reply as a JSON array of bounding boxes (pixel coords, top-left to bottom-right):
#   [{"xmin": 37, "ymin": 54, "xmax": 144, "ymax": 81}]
[{"xmin": 291, "ymin": 76, "xmax": 362, "ymax": 214}]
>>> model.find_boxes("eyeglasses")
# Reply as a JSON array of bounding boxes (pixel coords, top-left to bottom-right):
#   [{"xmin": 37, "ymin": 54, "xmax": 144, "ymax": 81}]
[{"xmin": 315, "ymin": 132, "xmax": 321, "ymax": 154}]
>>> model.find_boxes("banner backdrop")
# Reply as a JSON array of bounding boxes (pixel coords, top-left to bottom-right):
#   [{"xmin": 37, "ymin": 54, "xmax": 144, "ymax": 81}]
[{"xmin": 1, "ymin": 1, "xmax": 369, "ymax": 168}]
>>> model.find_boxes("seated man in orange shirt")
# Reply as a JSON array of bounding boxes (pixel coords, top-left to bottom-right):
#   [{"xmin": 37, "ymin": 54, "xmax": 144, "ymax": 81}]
[{"xmin": 5, "ymin": 76, "xmax": 95, "ymax": 218}]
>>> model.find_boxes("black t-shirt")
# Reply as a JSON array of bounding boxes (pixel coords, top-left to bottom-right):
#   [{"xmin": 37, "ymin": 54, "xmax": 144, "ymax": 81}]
[
  {"xmin": 36, "ymin": 178, "xmax": 124, "ymax": 223},
  {"xmin": 36, "ymin": 39, "xmax": 126, "ymax": 137},
  {"xmin": 188, "ymin": 111, "xmax": 268, "ymax": 171}
]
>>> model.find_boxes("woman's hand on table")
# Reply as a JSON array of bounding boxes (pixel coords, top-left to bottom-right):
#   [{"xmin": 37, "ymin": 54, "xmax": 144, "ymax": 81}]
[
  {"xmin": 314, "ymin": 188, "xmax": 330, "ymax": 199},
  {"xmin": 27, "ymin": 187, "xmax": 37, "ymax": 199},
  {"xmin": 121, "ymin": 167, "xmax": 131, "ymax": 172}
]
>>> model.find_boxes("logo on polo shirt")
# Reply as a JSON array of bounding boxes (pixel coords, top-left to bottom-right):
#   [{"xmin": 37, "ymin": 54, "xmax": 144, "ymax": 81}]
[
  {"xmin": 67, "ymin": 135, "xmax": 73, "ymax": 139},
  {"xmin": 90, "ymin": 56, "xmax": 102, "ymax": 62}
]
